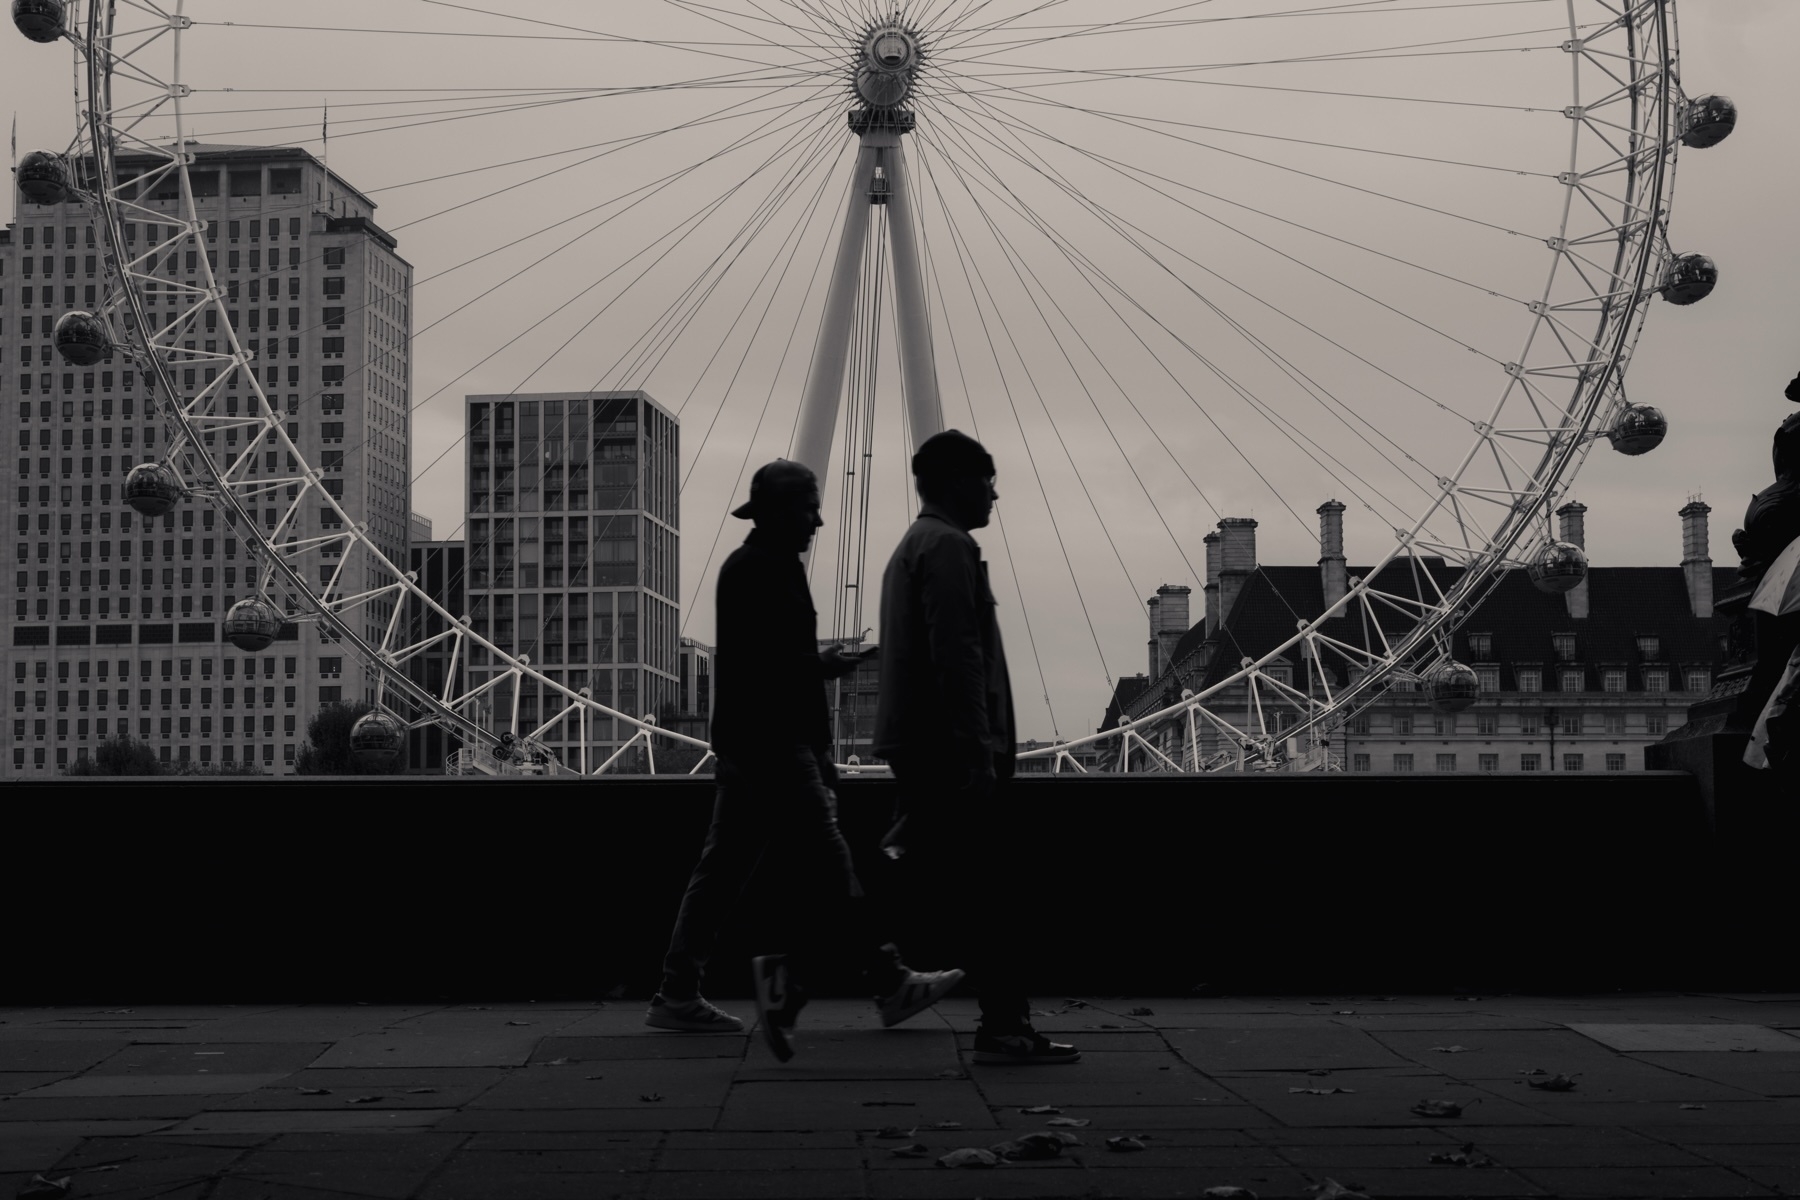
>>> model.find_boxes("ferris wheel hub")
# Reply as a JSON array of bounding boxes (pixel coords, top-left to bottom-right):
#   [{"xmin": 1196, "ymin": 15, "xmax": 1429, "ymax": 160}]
[{"xmin": 855, "ymin": 20, "xmax": 923, "ymax": 111}]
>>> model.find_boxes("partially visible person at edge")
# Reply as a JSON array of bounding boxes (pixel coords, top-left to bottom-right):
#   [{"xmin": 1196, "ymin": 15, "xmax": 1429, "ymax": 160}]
[
  {"xmin": 646, "ymin": 460, "xmax": 963, "ymax": 1062},
  {"xmin": 875, "ymin": 430, "xmax": 1080, "ymax": 1065}
]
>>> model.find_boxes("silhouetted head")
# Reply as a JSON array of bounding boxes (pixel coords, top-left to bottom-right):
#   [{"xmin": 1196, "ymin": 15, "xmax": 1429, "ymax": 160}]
[
  {"xmin": 913, "ymin": 429, "xmax": 998, "ymax": 531},
  {"xmin": 733, "ymin": 460, "xmax": 823, "ymax": 550}
]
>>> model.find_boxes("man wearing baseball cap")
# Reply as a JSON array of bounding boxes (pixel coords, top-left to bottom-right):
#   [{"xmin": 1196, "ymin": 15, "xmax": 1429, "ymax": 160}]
[
  {"xmin": 647, "ymin": 460, "xmax": 963, "ymax": 1061},
  {"xmin": 876, "ymin": 430, "xmax": 1080, "ymax": 1065}
]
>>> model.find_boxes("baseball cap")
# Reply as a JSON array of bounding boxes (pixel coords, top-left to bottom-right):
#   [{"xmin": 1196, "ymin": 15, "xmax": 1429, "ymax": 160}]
[
  {"xmin": 910, "ymin": 429, "xmax": 995, "ymax": 480},
  {"xmin": 731, "ymin": 459, "xmax": 819, "ymax": 519}
]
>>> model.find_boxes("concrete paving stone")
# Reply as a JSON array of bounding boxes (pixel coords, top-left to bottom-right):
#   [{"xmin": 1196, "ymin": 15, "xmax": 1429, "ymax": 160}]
[
  {"xmin": 735, "ymin": 1028, "xmax": 962, "ymax": 1081},
  {"xmin": 1512, "ymin": 1166, "xmax": 1776, "ymax": 1197},
  {"xmin": 866, "ymin": 1169, "xmax": 1103, "ymax": 1200},
  {"xmin": 419, "ymin": 1175, "xmax": 645, "ymax": 1200},
  {"xmin": 221, "ymin": 1067, "xmax": 506, "ymax": 1111},
  {"xmin": 1292, "ymin": 1166, "xmax": 1547, "ymax": 1197},
  {"xmin": 1442, "ymin": 1126, "xmax": 1659, "ymax": 1145},
  {"xmin": 385, "ymin": 1010, "xmax": 595, "ymax": 1037},
  {"xmin": 26, "ymin": 1073, "xmax": 294, "ymax": 1097},
  {"xmin": 210, "ymin": 1180, "xmax": 423, "ymax": 1200},
  {"xmin": 1370, "ymin": 1028, "xmax": 1649, "ymax": 1071},
  {"xmin": 0, "ymin": 1095, "xmax": 227, "ymax": 1121},
  {"xmin": 228, "ymin": 1152, "xmax": 455, "ymax": 1198},
  {"xmin": 0, "ymin": 1072, "xmax": 74, "ymax": 1095},
  {"xmin": 0, "ymin": 1040, "xmax": 132, "ymax": 1072},
  {"xmin": 1474, "ymin": 1069, "xmax": 1762, "ymax": 1106},
  {"xmin": 645, "ymin": 1169, "xmax": 866, "ymax": 1200},
  {"xmin": 0, "ymin": 1136, "xmax": 79, "ymax": 1173},
  {"xmin": 468, "ymin": 1061, "xmax": 734, "ymax": 1109},
  {"xmin": 1165, "ymin": 1027, "xmax": 1415, "ymax": 1073},
  {"xmin": 1249, "ymin": 1126, "xmax": 1465, "ymax": 1145},
  {"xmin": 556, "ymin": 1011, "xmax": 737, "ymax": 1037},
  {"xmin": 1221, "ymin": 1079, "xmax": 1567, "ymax": 1129},
  {"xmin": 977, "ymin": 1080, "xmax": 1231, "ymax": 1107},
  {"xmin": 1054, "ymin": 1145, "xmax": 1287, "ymax": 1171},
  {"xmin": 463, "ymin": 1130, "xmax": 663, "ymax": 1151},
  {"xmin": 85, "ymin": 1044, "xmax": 332, "ymax": 1076},
  {"xmin": 718, "ymin": 1079, "xmax": 994, "ymax": 1131},
  {"xmin": 1632, "ymin": 1052, "xmax": 1800, "ymax": 1095},
  {"xmin": 971, "ymin": 1050, "xmax": 1193, "ymax": 1080},
  {"xmin": 437, "ymin": 1106, "xmax": 719, "ymax": 1132},
  {"xmin": 1733, "ymin": 1165, "xmax": 1800, "ymax": 1195},
  {"xmin": 1653, "ymin": 1124, "xmax": 1800, "ymax": 1144},
  {"xmin": 1471, "ymin": 1141, "xmax": 1717, "ymax": 1168},
  {"xmin": 306, "ymin": 1033, "xmax": 542, "ymax": 1069},
  {"xmin": 1569, "ymin": 1025, "xmax": 1800, "ymax": 1053},
  {"xmin": 1327, "ymin": 1016, "xmax": 1565, "ymax": 1032},
  {"xmin": 1276, "ymin": 1142, "xmax": 1518, "ymax": 1169},
  {"xmin": 1525, "ymin": 1101, "xmax": 1791, "ymax": 1127},
  {"xmin": 433, "ymin": 1147, "xmax": 656, "ymax": 1173},
  {"xmin": 257, "ymin": 1131, "xmax": 466, "ymax": 1155},
  {"xmin": 656, "ymin": 1146, "xmax": 865, "ymax": 1170},
  {"xmin": 533, "ymin": 1035, "xmax": 748, "ymax": 1062},
  {"xmin": 0, "ymin": 1119, "xmax": 179, "ymax": 1138},
  {"xmin": 955, "ymin": 1031, "xmax": 1169, "ymax": 1052},
  {"xmin": 1078, "ymin": 1167, "xmax": 1324, "ymax": 1200},
  {"xmin": 1678, "ymin": 1145, "xmax": 1800, "ymax": 1168},
  {"xmin": 989, "ymin": 1104, "xmax": 1272, "ymax": 1130},
  {"xmin": 167, "ymin": 1108, "xmax": 457, "ymax": 1135}
]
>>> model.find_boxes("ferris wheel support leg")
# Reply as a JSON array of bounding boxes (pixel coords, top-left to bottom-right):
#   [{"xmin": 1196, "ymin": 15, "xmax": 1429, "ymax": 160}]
[
  {"xmin": 792, "ymin": 142, "xmax": 880, "ymax": 479},
  {"xmin": 882, "ymin": 143, "xmax": 944, "ymax": 452}
]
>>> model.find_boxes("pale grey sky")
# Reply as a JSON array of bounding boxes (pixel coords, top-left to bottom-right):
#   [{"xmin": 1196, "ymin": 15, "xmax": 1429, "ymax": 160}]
[{"xmin": 5, "ymin": 1, "xmax": 1792, "ymax": 741}]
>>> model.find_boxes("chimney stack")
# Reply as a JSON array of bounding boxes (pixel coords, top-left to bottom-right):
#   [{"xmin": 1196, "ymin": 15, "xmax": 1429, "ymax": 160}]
[
  {"xmin": 1317, "ymin": 500, "xmax": 1348, "ymax": 610},
  {"xmin": 1556, "ymin": 501, "xmax": 1590, "ymax": 620},
  {"xmin": 1156, "ymin": 584, "xmax": 1192, "ymax": 680},
  {"xmin": 1146, "ymin": 595, "xmax": 1162, "ymax": 678},
  {"xmin": 1215, "ymin": 518, "xmax": 1258, "ymax": 630},
  {"xmin": 1203, "ymin": 532, "xmax": 1222, "ymax": 636},
  {"xmin": 1680, "ymin": 499, "xmax": 1713, "ymax": 618}
]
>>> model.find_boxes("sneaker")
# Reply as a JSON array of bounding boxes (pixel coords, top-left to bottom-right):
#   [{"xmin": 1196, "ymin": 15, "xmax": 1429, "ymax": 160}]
[
  {"xmin": 877, "ymin": 968, "xmax": 966, "ymax": 1028},
  {"xmin": 972, "ymin": 1029, "xmax": 1081, "ymax": 1065},
  {"xmin": 751, "ymin": 955, "xmax": 807, "ymax": 1062},
  {"xmin": 645, "ymin": 994, "xmax": 744, "ymax": 1033}
]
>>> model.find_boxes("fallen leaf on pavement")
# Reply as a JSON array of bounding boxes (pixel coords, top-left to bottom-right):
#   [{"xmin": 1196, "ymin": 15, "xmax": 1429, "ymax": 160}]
[
  {"xmin": 1411, "ymin": 1099, "xmax": 1472, "ymax": 1117},
  {"xmin": 505, "ymin": 1020, "xmax": 532, "ymax": 1027},
  {"xmin": 1046, "ymin": 1130, "xmax": 1081, "ymax": 1146},
  {"xmin": 1201, "ymin": 1189, "xmax": 1258, "ymax": 1200},
  {"xmin": 937, "ymin": 1148, "xmax": 999, "ymax": 1169},
  {"xmin": 990, "ymin": 1133, "xmax": 1065, "ymax": 1161},
  {"xmin": 1307, "ymin": 1180, "xmax": 1370, "ymax": 1199},
  {"xmin": 1062, "ymin": 998, "xmax": 1091, "ymax": 1009},
  {"xmin": 1429, "ymin": 1143, "xmax": 1495, "ymax": 1168},
  {"xmin": 1430, "ymin": 1046, "xmax": 1469, "ymax": 1054},
  {"xmin": 1020, "ymin": 1105, "xmax": 1062, "ymax": 1115},
  {"xmin": 585, "ymin": 1075, "xmax": 605, "ymax": 1081},
  {"xmin": 1107, "ymin": 1136, "xmax": 1147, "ymax": 1153},
  {"xmin": 1097, "ymin": 1023, "xmax": 1123, "ymax": 1029},
  {"xmin": 1128, "ymin": 1007, "xmax": 1155, "ymax": 1017},
  {"xmin": 639, "ymin": 1093, "xmax": 663, "ymax": 1103},
  {"xmin": 18, "ymin": 1175, "xmax": 72, "ymax": 1200},
  {"xmin": 346, "ymin": 1096, "xmax": 384, "ymax": 1105},
  {"xmin": 933, "ymin": 1121, "xmax": 964, "ymax": 1130},
  {"xmin": 297, "ymin": 1087, "xmax": 331, "ymax": 1096},
  {"xmin": 545, "ymin": 1057, "xmax": 570, "ymax": 1066},
  {"xmin": 1528, "ymin": 1074, "xmax": 1579, "ymax": 1092},
  {"xmin": 1453, "ymin": 995, "xmax": 1482, "ymax": 1002},
  {"xmin": 1289, "ymin": 1087, "xmax": 1355, "ymax": 1095},
  {"xmin": 405, "ymin": 1088, "xmax": 437, "ymax": 1095},
  {"xmin": 874, "ymin": 1126, "xmax": 909, "ymax": 1139},
  {"xmin": 1306, "ymin": 1069, "xmax": 1332, "ymax": 1077},
  {"xmin": 889, "ymin": 1144, "xmax": 931, "ymax": 1159},
  {"xmin": 1335, "ymin": 1010, "xmax": 1356, "ymax": 1016},
  {"xmin": 1046, "ymin": 1116, "xmax": 1090, "ymax": 1128},
  {"xmin": 1519, "ymin": 1067, "xmax": 1548, "ymax": 1076}
]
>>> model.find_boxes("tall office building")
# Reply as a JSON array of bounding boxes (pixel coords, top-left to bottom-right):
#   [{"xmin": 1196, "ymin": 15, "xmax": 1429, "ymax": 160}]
[
  {"xmin": 404, "ymin": 539, "xmax": 465, "ymax": 773},
  {"xmin": 463, "ymin": 391, "xmax": 679, "ymax": 768},
  {"xmin": 4, "ymin": 144, "xmax": 411, "ymax": 775}
]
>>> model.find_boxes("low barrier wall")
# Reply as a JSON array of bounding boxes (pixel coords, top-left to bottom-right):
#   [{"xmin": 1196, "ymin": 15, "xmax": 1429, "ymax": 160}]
[{"xmin": 12, "ymin": 771, "xmax": 1772, "ymax": 1003}]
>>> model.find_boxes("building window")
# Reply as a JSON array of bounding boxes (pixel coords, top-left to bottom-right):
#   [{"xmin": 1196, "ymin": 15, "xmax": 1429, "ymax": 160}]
[
  {"xmin": 1685, "ymin": 669, "xmax": 1711, "ymax": 693},
  {"xmin": 1560, "ymin": 669, "xmax": 1583, "ymax": 693},
  {"xmin": 1604, "ymin": 713, "xmax": 1625, "ymax": 735},
  {"xmin": 1392, "ymin": 753, "xmax": 1414, "ymax": 772},
  {"xmin": 1646, "ymin": 713, "xmax": 1667, "ymax": 736},
  {"xmin": 1637, "ymin": 635, "xmax": 1660, "ymax": 660},
  {"xmin": 1476, "ymin": 712, "xmax": 1497, "ymax": 735},
  {"xmin": 1435, "ymin": 753, "xmax": 1456, "ymax": 772},
  {"xmin": 1468, "ymin": 632, "xmax": 1493, "ymax": 659},
  {"xmin": 1477, "ymin": 667, "xmax": 1500, "ymax": 693},
  {"xmin": 1349, "ymin": 714, "xmax": 1370, "ymax": 735},
  {"xmin": 1560, "ymin": 712, "xmax": 1581, "ymax": 736},
  {"xmin": 1603, "ymin": 670, "xmax": 1626, "ymax": 693},
  {"xmin": 1645, "ymin": 670, "xmax": 1668, "ymax": 693},
  {"xmin": 1552, "ymin": 633, "xmax": 1577, "ymax": 660},
  {"xmin": 1351, "ymin": 754, "xmax": 1370, "ymax": 773},
  {"xmin": 1392, "ymin": 714, "xmax": 1413, "ymax": 737},
  {"xmin": 1563, "ymin": 753, "xmax": 1584, "ymax": 772},
  {"xmin": 1605, "ymin": 753, "xmax": 1627, "ymax": 772},
  {"xmin": 1520, "ymin": 712, "xmax": 1541, "ymax": 735},
  {"xmin": 1521, "ymin": 753, "xmax": 1541, "ymax": 771},
  {"xmin": 1517, "ymin": 669, "xmax": 1541, "ymax": 693},
  {"xmin": 1478, "ymin": 753, "xmax": 1499, "ymax": 773}
]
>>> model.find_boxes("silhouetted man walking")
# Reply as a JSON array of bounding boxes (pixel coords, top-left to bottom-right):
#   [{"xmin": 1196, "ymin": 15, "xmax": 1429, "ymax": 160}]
[
  {"xmin": 648, "ymin": 460, "xmax": 962, "ymax": 1062},
  {"xmin": 876, "ymin": 431, "xmax": 1079, "ymax": 1065}
]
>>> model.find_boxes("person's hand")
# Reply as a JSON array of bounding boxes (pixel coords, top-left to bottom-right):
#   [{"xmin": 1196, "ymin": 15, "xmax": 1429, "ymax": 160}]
[{"xmin": 821, "ymin": 645, "xmax": 866, "ymax": 679}]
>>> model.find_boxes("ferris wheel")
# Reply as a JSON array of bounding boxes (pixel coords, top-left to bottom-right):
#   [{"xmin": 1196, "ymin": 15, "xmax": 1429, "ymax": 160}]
[{"xmin": 14, "ymin": 0, "xmax": 1734, "ymax": 774}]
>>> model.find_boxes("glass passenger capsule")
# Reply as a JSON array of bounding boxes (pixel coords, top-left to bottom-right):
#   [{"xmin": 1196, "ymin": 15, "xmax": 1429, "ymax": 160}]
[
  {"xmin": 1527, "ymin": 540, "xmax": 1589, "ymax": 595},
  {"xmin": 350, "ymin": 711, "xmax": 405, "ymax": 770},
  {"xmin": 223, "ymin": 595, "xmax": 285, "ymax": 652},
  {"xmin": 1679, "ymin": 94, "xmax": 1738, "ymax": 149},
  {"xmin": 1424, "ymin": 660, "xmax": 1481, "ymax": 714},
  {"xmin": 12, "ymin": 0, "xmax": 65, "ymax": 42},
  {"xmin": 54, "ymin": 311, "xmax": 110, "ymax": 366},
  {"xmin": 1661, "ymin": 254, "xmax": 1718, "ymax": 306},
  {"xmin": 1608, "ymin": 404, "xmax": 1668, "ymax": 456},
  {"xmin": 16, "ymin": 149, "xmax": 72, "ymax": 205},
  {"xmin": 123, "ymin": 461, "xmax": 184, "ymax": 517}
]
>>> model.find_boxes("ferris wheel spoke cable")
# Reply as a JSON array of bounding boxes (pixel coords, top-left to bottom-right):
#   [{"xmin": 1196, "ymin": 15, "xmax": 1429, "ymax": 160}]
[
  {"xmin": 917, "ymin": 134, "xmax": 1121, "ymax": 687},
  {"xmin": 655, "ymin": 0, "xmax": 845, "ymax": 55}
]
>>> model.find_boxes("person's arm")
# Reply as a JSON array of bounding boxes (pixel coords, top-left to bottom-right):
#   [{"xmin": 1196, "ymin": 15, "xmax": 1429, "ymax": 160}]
[{"xmin": 916, "ymin": 530, "xmax": 993, "ymax": 757}]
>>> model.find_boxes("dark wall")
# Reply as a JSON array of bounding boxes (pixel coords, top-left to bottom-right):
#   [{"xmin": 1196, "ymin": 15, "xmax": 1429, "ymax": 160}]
[{"xmin": 10, "ymin": 771, "xmax": 1773, "ymax": 1004}]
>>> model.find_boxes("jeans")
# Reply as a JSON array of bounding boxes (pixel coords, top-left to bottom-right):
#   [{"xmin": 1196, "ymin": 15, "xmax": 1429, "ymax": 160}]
[
  {"xmin": 886, "ymin": 753, "xmax": 1031, "ymax": 1033},
  {"xmin": 659, "ymin": 748, "xmax": 901, "ymax": 1000}
]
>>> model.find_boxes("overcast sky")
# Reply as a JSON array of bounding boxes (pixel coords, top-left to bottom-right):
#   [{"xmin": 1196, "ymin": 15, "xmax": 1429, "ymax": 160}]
[{"xmin": 7, "ymin": 0, "xmax": 1794, "ymax": 741}]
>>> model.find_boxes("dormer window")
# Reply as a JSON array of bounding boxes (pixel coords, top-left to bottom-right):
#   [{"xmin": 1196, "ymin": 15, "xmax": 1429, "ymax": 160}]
[
  {"xmin": 1637, "ymin": 635, "xmax": 1660, "ymax": 660},
  {"xmin": 1468, "ymin": 632, "xmax": 1493, "ymax": 659},
  {"xmin": 1552, "ymin": 633, "xmax": 1576, "ymax": 660},
  {"xmin": 1516, "ymin": 668, "xmax": 1542, "ymax": 693}
]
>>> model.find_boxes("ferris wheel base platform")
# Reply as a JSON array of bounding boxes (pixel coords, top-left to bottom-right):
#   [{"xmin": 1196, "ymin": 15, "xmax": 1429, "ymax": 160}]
[{"xmin": 11, "ymin": 769, "xmax": 1788, "ymax": 1005}]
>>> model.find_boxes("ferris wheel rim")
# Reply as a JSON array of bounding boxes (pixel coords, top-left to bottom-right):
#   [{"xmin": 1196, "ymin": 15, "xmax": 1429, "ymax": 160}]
[{"xmin": 55, "ymin": 0, "xmax": 1687, "ymax": 774}]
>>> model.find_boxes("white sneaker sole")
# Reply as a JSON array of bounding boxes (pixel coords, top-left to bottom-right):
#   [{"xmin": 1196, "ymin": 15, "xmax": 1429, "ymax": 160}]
[{"xmin": 879, "ymin": 969, "xmax": 967, "ymax": 1028}]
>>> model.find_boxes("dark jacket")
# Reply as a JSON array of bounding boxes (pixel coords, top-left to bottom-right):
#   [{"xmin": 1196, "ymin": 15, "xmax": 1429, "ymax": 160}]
[
  {"xmin": 874, "ymin": 509, "xmax": 1016, "ymax": 774},
  {"xmin": 708, "ymin": 529, "xmax": 831, "ymax": 764}
]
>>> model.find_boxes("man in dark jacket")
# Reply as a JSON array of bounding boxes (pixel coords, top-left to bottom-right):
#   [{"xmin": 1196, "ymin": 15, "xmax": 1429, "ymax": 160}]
[
  {"xmin": 648, "ymin": 460, "xmax": 962, "ymax": 1062},
  {"xmin": 876, "ymin": 430, "xmax": 1079, "ymax": 1065}
]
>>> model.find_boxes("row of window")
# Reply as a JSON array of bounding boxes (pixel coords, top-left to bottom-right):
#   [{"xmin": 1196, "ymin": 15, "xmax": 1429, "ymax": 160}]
[
  {"xmin": 1348, "ymin": 711, "xmax": 1672, "ymax": 736},
  {"xmin": 14, "ymin": 686, "xmax": 303, "ymax": 711},
  {"xmin": 1351, "ymin": 752, "xmax": 1631, "ymax": 772},
  {"xmin": 14, "ymin": 657, "xmax": 327, "ymax": 683},
  {"xmin": 14, "ymin": 743, "xmax": 292, "ymax": 770}
]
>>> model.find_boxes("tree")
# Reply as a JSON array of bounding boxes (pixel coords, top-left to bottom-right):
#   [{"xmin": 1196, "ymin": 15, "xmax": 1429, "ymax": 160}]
[
  {"xmin": 294, "ymin": 700, "xmax": 406, "ymax": 775},
  {"xmin": 64, "ymin": 734, "xmax": 161, "ymax": 776}
]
